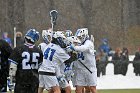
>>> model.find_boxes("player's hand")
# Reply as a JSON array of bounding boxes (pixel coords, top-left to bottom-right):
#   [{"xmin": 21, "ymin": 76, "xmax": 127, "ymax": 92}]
[
  {"xmin": 66, "ymin": 44, "xmax": 75, "ymax": 52},
  {"xmin": 71, "ymin": 52, "xmax": 78, "ymax": 61}
]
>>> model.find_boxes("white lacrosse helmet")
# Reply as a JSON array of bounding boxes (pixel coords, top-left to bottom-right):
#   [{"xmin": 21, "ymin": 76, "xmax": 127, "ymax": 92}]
[
  {"xmin": 53, "ymin": 31, "xmax": 66, "ymax": 39},
  {"xmin": 75, "ymin": 28, "xmax": 89, "ymax": 43},
  {"xmin": 66, "ymin": 36, "xmax": 81, "ymax": 45},
  {"xmin": 42, "ymin": 28, "xmax": 53, "ymax": 44},
  {"xmin": 53, "ymin": 31, "xmax": 67, "ymax": 48},
  {"xmin": 65, "ymin": 30, "xmax": 73, "ymax": 37}
]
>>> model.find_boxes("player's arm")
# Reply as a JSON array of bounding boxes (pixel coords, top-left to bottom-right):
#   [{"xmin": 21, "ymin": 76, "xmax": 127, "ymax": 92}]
[
  {"xmin": 8, "ymin": 48, "xmax": 20, "ymax": 81},
  {"xmin": 74, "ymin": 40, "xmax": 93, "ymax": 52},
  {"xmin": 2, "ymin": 40, "xmax": 13, "ymax": 57},
  {"xmin": 38, "ymin": 49, "xmax": 43, "ymax": 67},
  {"xmin": 1, "ymin": 40, "xmax": 13, "ymax": 75},
  {"xmin": 63, "ymin": 52, "xmax": 78, "ymax": 66}
]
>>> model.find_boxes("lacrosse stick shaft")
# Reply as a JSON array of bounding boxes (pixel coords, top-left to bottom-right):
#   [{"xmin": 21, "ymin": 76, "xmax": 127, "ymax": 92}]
[
  {"xmin": 14, "ymin": 27, "xmax": 16, "ymax": 48},
  {"xmin": 78, "ymin": 60, "xmax": 92, "ymax": 74}
]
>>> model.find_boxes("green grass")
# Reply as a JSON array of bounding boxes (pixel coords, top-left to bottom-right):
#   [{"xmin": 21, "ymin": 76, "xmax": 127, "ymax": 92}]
[
  {"xmin": 97, "ymin": 89, "xmax": 140, "ymax": 93},
  {"xmin": 8, "ymin": 89, "xmax": 140, "ymax": 93}
]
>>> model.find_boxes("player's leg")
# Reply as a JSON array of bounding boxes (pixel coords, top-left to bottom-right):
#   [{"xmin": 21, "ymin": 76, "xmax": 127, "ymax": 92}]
[
  {"xmin": 59, "ymin": 78, "xmax": 71, "ymax": 93},
  {"xmin": 90, "ymin": 86, "xmax": 96, "ymax": 93},
  {"xmin": 84, "ymin": 86, "xmax": 91, "ymax": 93},
  {"xmin": 43, "ymin": 75, "xmax": 60, "ymax": 93},
  {"xmin": 0, "ymin": 76, "xmax": 7, "ymax": 93},
  {"xmin": 30, "ymin": 83, "xmax": 38, "ymax": 93},
  {"xmin": 86, "ymin": 71, "xmax": 97, "ymax": 93},
  {"xmin": 14, "ymin": 84, "xmax": 28, "ymax": 93},
  {"xmin": 38, "ymin": 75, "xmax": 45, "ymax": 93},
  {"xmin": 38, "ymin": 87, "xmax": 44, "ymax": 93},
  {"xmin": 51, "ymin": 85, "xmax": 61, "ymax": 93},
  {"xmin": 75, "ymin": 86, "xmax": 84, "ymax": 93},
  {"xmin": 73, "ymin": 70, "xmax": 86, "ymax": 93},
  {"xmin": 82, "ymin": 87, "xmax": 85, "ymax": 93},
  {"xmin": 48, "ymin": 88, "xmax": 53, "ymax": 93},
  {"xmin": 64, "ymin": 86, "xmax": 71, "ymax": 93}
]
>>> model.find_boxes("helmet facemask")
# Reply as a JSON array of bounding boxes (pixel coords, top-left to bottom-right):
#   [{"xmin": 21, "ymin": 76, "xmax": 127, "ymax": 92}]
[
  {"xmin": 52, "ymin": 31, "xmax": 67, "ymax": 48},
  {"xmin": 75, "ymin": 28, "xmax": 89, "ymax": 43},
  {"xmin": 42, "ymin": 29, "xmax": 53, "ymax": 44},
  {"xmin": 24, "ymin": 29, "xmax": 40, "ymax": 44}
]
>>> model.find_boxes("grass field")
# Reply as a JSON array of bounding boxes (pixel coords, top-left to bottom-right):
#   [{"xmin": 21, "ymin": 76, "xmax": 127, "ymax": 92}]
[
  {"xmin": 8, "ymin": 89, "xmax": 140, "ymax": 93},
  {"xmin": 97, "ymin": 89, "xmax": 140, "ymax": 93}
]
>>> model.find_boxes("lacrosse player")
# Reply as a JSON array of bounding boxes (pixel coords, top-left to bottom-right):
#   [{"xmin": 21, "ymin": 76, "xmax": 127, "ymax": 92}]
[
  {"xmin": 38, "ymin": 31, "xmax": 77, "ymax": 93},
  {"xmin": 57, "ymin": 36, "xmax": 81, "ymax": 93},
  {"xmin": 68, "ymin": 28, "xmax": 97, "ymax": 93},
  {"xmin": 0, "ymin": 39, "xmax": 12, "ymax": 93},
  {"xmin": 9, "ymin": 29, "xmax": 43, "ymax": 93}
]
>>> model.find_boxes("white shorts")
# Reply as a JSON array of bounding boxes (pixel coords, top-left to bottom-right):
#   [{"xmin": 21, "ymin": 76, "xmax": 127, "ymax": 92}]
[
  {"xmin": 58, "ymin": 78, "xmax": 70, "ymax": 88},
  {"xmin": 72, "ymin": 69, "xmax": 97, "ymax": 86},
  {"xmin": 39, "ymin": 75, "xmax": 59, "ymax": 90}
]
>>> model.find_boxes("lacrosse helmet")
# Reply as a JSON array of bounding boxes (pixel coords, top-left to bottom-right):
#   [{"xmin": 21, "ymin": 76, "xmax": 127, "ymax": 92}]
[
  {"xmin": 52, "ymin": 31, "xmax": 67, "ymax": 48},
  {"xmin": 66, "ymin": 36, "xmax": 81, "ymax": 46},
  {"xmin": 25, "ymin": 29, "xmax": 40, "ymax": 44},
  {"xmin": 65, "ymin": 30, "xmax": 73, "ymax": 37},
  {"xmin": 75, "ymin": 28, "xmax": 89, "ymax": 43},
  {"xmin": 42, "ymin": 29, "xmax": 53, "ymax": 44}
]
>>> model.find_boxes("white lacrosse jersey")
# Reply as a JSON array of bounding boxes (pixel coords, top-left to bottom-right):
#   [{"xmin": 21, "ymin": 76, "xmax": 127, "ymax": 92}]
[
  {"xmin": 73, "ymin": 40, "xmax": 97, "ymax": 72},
  {"xmin": 39, "ymin": 43, "xmax": 70, "ymax": 73},
  {"xmin": 38, "ymin": 42, "xmax": 48, "ymax": 52}
]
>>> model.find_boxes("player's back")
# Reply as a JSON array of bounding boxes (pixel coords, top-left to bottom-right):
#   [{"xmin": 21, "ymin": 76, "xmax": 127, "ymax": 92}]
[{"xmin": 9, "ymin": 44, "xmax": 43, "ymax": 84}]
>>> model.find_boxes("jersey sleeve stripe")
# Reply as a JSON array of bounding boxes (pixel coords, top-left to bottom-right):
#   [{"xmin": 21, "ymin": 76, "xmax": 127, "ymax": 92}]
[{"xmin": 8, "ymin": 59, "xmax": 18, "ymax": 65}]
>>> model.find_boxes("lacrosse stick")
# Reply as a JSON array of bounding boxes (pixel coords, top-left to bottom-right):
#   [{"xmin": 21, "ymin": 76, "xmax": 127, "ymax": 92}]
[{"xmin": 49, "ymin": 10, "xmax": 58, "ymax": 31}]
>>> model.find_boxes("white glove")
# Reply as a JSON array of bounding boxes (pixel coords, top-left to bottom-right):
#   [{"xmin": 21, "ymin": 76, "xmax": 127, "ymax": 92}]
[
  {"xmin": 7, "ymin": 77, "xmax": 14, "ymax": 91},
  {"xmin": 57, "ymin": 75, "xmax": 66, "ymax": 84}
]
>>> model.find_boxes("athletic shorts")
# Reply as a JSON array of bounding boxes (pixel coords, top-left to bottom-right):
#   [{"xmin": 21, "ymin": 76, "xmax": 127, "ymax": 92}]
[
  {"xmin": 39, "ymin": 75, "xmax": 59, "ymax": 90},
  {"xmin": 14, "ymin": 83, "xmax": 38, "ymax": 93},
  {"xmin": 72, "ymin": 69, "xmax": 97, "ymax": 86}
]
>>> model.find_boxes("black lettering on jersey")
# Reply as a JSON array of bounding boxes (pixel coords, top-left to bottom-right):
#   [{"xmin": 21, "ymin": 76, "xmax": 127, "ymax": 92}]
[{"xmin": 22, "ymin": 52, "xmax": 40, "ymax": 69}]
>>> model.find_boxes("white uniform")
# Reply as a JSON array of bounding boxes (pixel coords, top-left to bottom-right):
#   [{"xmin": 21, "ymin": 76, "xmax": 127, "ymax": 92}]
[
  {"xmin": 38, "ymin": 42, "xmax": 48, "ymax": 52},
  {"xmin": 72, "ymin": 40, "xmax": 97, "ymax": 86},
  {"xmin": 39, "ymin": 43, "xmax": 70, "ymax": 89}
]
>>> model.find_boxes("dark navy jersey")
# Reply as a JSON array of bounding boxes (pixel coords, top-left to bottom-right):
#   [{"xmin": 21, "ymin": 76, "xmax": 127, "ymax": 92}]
[
  {"xmin": 0, "ymin": 39, "xmax": 12, "ymax": 72},
  {"xmin": 0, "ymin": 39, "xmax": 12, "ymax": 92},
  {"xmin": 9, "ymin": 44, "xmax": 43, "ymax": 84}
]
